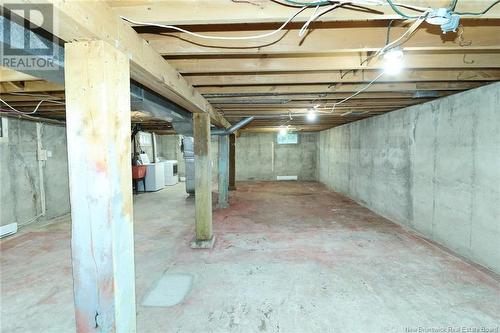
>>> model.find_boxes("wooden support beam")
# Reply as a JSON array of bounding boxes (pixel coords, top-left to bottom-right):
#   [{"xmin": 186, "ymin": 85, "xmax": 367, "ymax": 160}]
[
  {"xmin": 65, "ymin": 40, "xmax": 136, "ymax": 332},
  {"xmin": 167, "ymin": 52, "xmax": 500, "ymax": 74},
  {"xmin": 192, "ymin": 113, "xmax": 214, "ymax": 248},
  {"xmin": 217, "ymin": 135, "xmax": 229, "ymax": 208},
  {"xmin": 9, "ymin": 0, "xmax": 230, "ymax": 128},
  {"xmin": 108, "ymin": 1, "xmax": 500, "ymax": 25},
  {"xmin": 229, "ymin": 134, "xmax": 236, "ymax": 191}
]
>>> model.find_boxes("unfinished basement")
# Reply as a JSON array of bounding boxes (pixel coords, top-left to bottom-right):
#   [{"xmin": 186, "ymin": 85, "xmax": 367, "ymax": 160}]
[{"xmin": 0, "ymin": 1, "xmax": 499, "ymax": 332}]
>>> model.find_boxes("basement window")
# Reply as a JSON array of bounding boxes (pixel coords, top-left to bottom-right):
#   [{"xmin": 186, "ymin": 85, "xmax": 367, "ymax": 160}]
[{"xmin": 277, "ymin": 132, "xmax": 298, "ymax": 145}]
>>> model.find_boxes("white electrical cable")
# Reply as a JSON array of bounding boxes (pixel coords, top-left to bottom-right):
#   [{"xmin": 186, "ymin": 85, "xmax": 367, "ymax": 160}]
[
  {"xmin": 330, "ymin": 71, "xmax": 385, "ymax": 113},
  {"xmin": 120, "ymin": 0, "xmax": 404, "ymax": 42},
  {"xmin": 0, "ymin": 97, "xmax": 65, "ymax": 115},
  {"xmin": 376, "ymin": 11, "xmax": 428, "ymax": 56},
  {"xmin": 118, "ymin": 0, "xmax": 429, "ymax": 124},
  {"xmin": 299, "ymin": 3, "xmax": 343, "ymax": 36},
  {"xmin": 299, "ymin": 5, "xmax": 320, "ymax": 37},
  {"xmin": 120, "ymin": 5, "xmax": 310, "ymax": 40},
  {"xmin": 359, "ymin": 11, "xmax": 428, "ymax": 68}
]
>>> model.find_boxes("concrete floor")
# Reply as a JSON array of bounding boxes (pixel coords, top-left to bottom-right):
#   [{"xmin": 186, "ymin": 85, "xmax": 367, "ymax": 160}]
[{"xmin": 1, "ymin": 181, "xmax": 499, "ymax": 332}]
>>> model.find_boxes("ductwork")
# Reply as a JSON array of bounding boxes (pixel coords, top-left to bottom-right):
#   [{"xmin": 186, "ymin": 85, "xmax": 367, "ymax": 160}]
[
  {"xmin": 181, "ymin": 117, "xmax": 254, "ymax": 195},
  {"xmin": 130, "ymin": 85, "xmax": 193, "ymax": 136},
  {"xmin": 211, "ymin": 117, "xmax": 254, "ymax": 135},
  {"xmin": 1, "ymin": 14, "xmax": 194, "ymax": 135}
]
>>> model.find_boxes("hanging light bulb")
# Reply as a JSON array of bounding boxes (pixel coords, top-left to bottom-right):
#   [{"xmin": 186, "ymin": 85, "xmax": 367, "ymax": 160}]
[
  {"xmin": 383, "ymin": 48, "xmax": 404, "ymax": 75},
  {"xmin": 306, "ymin": 108, "xmax": 317, "ymax": 122}
]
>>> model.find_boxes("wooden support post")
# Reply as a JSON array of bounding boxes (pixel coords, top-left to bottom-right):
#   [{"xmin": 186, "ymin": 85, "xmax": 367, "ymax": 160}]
[
  {"xmin": 65, "ymin": 41, "xmax": 136, "ymax": 332},
  {"xmin": 229, "ymin": 134, "xmax": 236, "ymax": 191},
  {"xmin": 192, "ymin": 113, "xmax": 214, "ymax": 248},
  {"xmin": 217, "ymin": 135, "xmax": 229, "ymax": 208}
]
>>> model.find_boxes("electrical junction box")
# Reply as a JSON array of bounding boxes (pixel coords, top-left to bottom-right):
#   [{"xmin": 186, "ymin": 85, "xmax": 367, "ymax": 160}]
[{"xmin": 426, "ymin": 8, "xmax": 460, "ymax": 34}]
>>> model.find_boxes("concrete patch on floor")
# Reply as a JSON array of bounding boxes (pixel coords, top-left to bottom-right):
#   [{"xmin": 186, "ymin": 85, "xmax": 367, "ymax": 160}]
[{"xmin": 141, "ymin": 273, "xmax": 193, "ymax": 307}]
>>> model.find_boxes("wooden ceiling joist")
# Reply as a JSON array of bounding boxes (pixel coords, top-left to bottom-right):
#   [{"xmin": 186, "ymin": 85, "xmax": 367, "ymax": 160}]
[
  {"xmin": 197, "ymin": 81, "xmax": 484, "ymax": 94},
  {"xmin": 142, "ymin": 21, "xmax": 500, "ymax": 56},
  {"xmin": 2, "ymin": 1, "xmax": 500, "ymax": 132},
  {"xmin": 107, "ymin": 1, "xmax": 500, "ymax": 25},
  {"xmin": 185, "ymin": 69, "xmax": 500, "ymax": 86},
  {"xmin": 206, "ymin": 91, "xmax": 452, "ymax": 101},
  {"xmin": 166, "ymin": 51, "xmax": 500, "ymax": 74},
  {"xmin": 8, "ymin": 0, "xmax": 230, "ymax": 128}
]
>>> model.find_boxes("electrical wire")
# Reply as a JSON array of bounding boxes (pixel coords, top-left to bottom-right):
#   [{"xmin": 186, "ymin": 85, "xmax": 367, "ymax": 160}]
[
  {"xmin": 334, "ymin": 15, "xmax": 425, "ymax": 111},
  {"xmin": 121, "ymin": 5, "xmax": 310, "ymax": 41},
  {"xmin": 449, "ymin": 0, "xmax": 459, "ymax": 11},
  {"xmin": 377, "ymin": 11, "xmax": 427, "ymax": 54},
  {"xmin": 453, "ymin": 0, "xmax": 500, "ymax": 15},
  {"xmin": 0, "ymin": 107, "xmax": 65, "ymax": 125},
  {"xmin": 386, "ymin": 19, "xmax": 394, "ymax": 45},
  {"xmin": 280, "ymin": 0, "xmax": 387, "ymax": 6},
  {"xmin": 121, "ymin": 1, "xmax": 433, "ymax": 45},
  {"xmin": 385, "ymin": 0, "xmax": 424, "ymax": 18},
  {"xmin": 122, "ymin": 1, "xmax": 369, "ymax": 41},
  {"xmin": 299, "ymin": 5, "xmax": 320, "ymax": 36},
  {"xmin": 299, "ymin": 3, "xmax": 344, "ymax": 36},
  {"xmin": 359, "ymin": 11, "xmax": 427, "ymax": 67},
  {"xmin": 330, "ymin": 71, "xmax": 385, "ymax": 113},
  {"xmin": 0, "ymin": 97, "xmax": 65, "ymax": 115},
  {"xmin": 282, "ymin": 0, "xmax": 330, "ymax": 5}
]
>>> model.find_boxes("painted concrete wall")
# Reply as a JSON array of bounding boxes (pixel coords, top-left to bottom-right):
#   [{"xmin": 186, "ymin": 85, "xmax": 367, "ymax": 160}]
[
  {"xmin": 236, "ymin": 132, "xmax": 317, "ymax": 181},
  {"xmin": 0, "ymin": 118, "xmax": 70, "ymax": 227},
  {"xmin": 318, "ymin": 82, "xmax": 500, "ymax": 274}
]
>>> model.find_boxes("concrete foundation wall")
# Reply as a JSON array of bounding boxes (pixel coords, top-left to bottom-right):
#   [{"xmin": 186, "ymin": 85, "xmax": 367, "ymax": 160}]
[
  {"xmin": 236, "ymin": 132, "xmax": 317, "ymax": 181},
  {"xmin": 318, "ymin": 82, "xmax": 500, "ymax": 274},
  {"xmin": 0, "ymin": 118, "xmax": 70, "ymax": 227},
  {"xmin": 156, "ymin": 134, "xmax": 218, "ymax": 180}
]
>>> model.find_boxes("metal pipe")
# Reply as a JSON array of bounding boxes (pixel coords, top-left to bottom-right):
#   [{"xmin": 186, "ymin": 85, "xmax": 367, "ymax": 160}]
[{"xmin": 211, "ymin": 117, "xmax": 254, "ymax": 135}]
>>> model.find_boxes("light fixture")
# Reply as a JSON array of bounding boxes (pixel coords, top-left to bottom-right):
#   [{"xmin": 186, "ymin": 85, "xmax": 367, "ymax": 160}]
[
  {"xmin": 279, "ymin": 126, "xmax": 288, "ymax": 136},
  {"xmin": 306, "ymin": 108, "xmax": 317, "ymax": 122},
  {"xmin": 383, "ymin": 48, "xmax": 404, "ymax": 75}
]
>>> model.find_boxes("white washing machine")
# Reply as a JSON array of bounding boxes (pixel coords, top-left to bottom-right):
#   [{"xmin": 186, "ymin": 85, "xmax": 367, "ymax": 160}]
[
  {"xmin": 137, "ymin": 163, "xmax": 165, "ymax": 192},
  {"xmin": 164, "ymin": 160, "xmax": 179, "ymax": 186}
]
